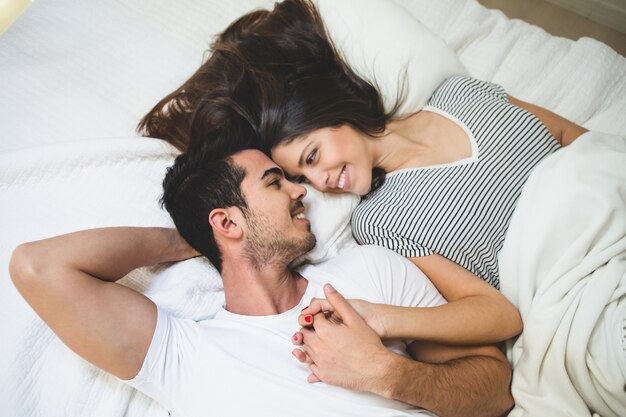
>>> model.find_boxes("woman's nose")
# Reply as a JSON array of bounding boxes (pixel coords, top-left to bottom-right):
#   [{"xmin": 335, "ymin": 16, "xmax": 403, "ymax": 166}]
[{"xmin": 309, "ymin": 169, "xmax": 329, "ymax": 192}]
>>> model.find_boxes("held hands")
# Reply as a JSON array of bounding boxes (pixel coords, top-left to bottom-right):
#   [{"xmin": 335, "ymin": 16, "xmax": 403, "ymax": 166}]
[
  {"xmin": 297, "ymin": 295, "xmax": 390, "ymax": 338},
  {"xmin": 292, "ymin": 284, "xmax": 392, "ymax": 392}
]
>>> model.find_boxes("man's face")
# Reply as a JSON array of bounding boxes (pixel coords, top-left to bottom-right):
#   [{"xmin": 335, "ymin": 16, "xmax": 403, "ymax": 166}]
[{"xmin": 232, "ymin": 150, "xmax": 316, "ymax": 267}]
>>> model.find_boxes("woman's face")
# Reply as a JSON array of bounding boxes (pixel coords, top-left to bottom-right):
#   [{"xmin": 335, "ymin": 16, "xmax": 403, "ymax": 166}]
[{"xmin": 271, "ymin": 125, "xmax": 373, "ymax": 195}]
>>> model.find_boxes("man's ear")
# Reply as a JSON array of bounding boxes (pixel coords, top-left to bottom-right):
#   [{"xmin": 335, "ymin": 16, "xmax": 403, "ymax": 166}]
[{"xmin": 208, "ymin": 208, "xmax": 243, "ymax": 239}]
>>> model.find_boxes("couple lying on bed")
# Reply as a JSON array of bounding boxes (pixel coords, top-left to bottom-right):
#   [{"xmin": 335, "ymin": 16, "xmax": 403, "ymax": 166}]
[{"xmin": 10, "ymin": 0, "xmax": 591, "ymax": 416}]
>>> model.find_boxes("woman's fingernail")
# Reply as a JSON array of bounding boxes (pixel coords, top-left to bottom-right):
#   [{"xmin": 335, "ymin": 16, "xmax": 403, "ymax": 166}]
[
  {"xmin": 304, "ymin": 315, "xmax": 312, "ymax": 324},
  {"xmin": 325, "ymin": 284, "xmax": 335, "ymax": 293},
  {"xmin": 301, "ymin": 306, "xmax": 309, "ymax": 312},
  {"xmin": 293, "ymin": 335, "xmax": 298, "ymax": 341}
]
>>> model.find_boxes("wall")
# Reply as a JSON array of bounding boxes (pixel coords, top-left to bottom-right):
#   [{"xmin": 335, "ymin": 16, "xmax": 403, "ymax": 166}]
[{"xmin": 545, "ymin": 0, "xmax": 626, "ymax": 33}]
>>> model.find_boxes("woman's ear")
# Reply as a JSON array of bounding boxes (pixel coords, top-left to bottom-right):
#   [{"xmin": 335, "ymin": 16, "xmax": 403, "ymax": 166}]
[{"xmin": 208, "ymin": 208, "xmax": 243, "ymax": 239}]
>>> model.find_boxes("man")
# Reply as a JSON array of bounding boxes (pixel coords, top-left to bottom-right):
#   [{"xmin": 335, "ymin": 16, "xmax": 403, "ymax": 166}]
[{"xmin": 10, "ymin": 148, "xmax": 513, "ymax": 417}]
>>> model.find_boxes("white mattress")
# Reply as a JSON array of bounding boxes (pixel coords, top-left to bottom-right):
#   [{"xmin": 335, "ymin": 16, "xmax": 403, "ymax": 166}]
[{"xmin": 1, "ymin": 1, "xmax": 625, "ymax": 416}]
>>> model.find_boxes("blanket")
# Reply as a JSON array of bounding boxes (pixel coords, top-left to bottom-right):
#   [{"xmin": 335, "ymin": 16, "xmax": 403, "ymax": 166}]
[{"xmin": 499, "ymin": 132, "xmax": 626, "ymax": 417}]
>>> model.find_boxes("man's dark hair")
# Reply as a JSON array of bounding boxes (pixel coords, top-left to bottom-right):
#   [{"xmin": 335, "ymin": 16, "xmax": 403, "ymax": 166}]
[{"xmin": 161, "ymin": 144, "xmax": 247, "ymax": 272}]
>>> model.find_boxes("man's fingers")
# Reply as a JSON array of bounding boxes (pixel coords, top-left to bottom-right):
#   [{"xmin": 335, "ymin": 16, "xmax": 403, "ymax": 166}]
[{"xmin": 323, "ymin": 283, "xmax": 360, "ymax": 324}]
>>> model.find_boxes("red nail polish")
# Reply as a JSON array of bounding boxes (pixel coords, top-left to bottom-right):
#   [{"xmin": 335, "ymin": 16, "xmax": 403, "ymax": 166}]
[
  {"xmin": 301, "ymin": 306, "xmax": 309, "ymax": 312},
  {"xmin": 293, "ymin": 335, "xmax": 298, "ymax": 341},
  {"xmin": 304, "ymin": 315, "xmax": 312, "ymax": 324}
]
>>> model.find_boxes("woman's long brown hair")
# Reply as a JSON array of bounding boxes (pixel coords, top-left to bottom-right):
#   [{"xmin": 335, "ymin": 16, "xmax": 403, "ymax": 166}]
[{"xmin": 137, "ymin": 0, "xmax": 401, "ymax": 192}]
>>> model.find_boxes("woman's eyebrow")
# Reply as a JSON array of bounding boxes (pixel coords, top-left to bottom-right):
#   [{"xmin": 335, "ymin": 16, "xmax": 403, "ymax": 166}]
[{"xmin": 298, "ymin": 143, "xmax": 312, "ymax": 168}]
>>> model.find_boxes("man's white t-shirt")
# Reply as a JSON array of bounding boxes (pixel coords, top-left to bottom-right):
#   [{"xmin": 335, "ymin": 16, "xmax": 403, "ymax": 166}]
[{"xmin": 124, "ymin": 245, "xmax": 445, "ymax": 417}]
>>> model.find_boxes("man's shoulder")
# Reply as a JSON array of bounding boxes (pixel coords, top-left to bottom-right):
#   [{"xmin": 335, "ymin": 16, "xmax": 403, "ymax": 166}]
[
  {"xmin": 311, "ymin": 245, "xmax": 409, "ymax": 274},
  {"xmin": 340, "ymin": 245, "xmax": 407, "ymax": 263},
  {"xmin": 356, "ymin": 244, "xmax": 406, "ymax": 257}
]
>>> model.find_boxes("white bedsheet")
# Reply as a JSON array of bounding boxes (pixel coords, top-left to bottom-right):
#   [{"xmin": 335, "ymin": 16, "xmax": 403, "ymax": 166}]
[
  {"xmin": 499, "ymin": 132, "xmax": 626, "ymax": 417},
  {"xmin": 1, "ymin": 1, "xmax": 626, "ymax": 416}
]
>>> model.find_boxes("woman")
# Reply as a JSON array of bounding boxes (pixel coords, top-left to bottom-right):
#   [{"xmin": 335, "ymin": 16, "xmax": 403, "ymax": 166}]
[{"xmin": 139, "ymin": 0, "xmax": 587, "ymax": 345}]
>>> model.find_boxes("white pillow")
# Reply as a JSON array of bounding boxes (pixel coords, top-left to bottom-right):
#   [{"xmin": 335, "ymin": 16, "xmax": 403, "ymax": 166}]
[
  {"xmin": 298, "ymin": 185, "xmax": 360, "ymax": 264},
  {"xmin": 316, "ymin": 0, "xmax": 467, "ymax": 117}
]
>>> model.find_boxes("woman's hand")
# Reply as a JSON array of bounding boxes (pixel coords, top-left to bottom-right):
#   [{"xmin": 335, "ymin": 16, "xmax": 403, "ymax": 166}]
[{"xmin": 298, "ymin": 297, "xmax": 391, "ymax": 338}]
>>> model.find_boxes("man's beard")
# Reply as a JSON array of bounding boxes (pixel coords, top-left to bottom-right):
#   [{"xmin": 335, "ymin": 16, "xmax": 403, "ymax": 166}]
[{"xmin": 242, "ymin": 211, "xmax": 316, "ymax": 270}]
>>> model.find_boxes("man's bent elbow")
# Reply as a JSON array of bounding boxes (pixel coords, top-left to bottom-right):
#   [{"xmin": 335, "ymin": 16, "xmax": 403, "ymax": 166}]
[{"xmin": 9, "ymin": 243, "xmax": 42, "ymax": 291}]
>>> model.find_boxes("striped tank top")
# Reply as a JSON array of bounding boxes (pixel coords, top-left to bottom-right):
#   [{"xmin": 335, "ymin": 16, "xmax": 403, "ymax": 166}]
[{"xmin": 352, "ymin": 76, "xmax": 561, "ymax": 288}]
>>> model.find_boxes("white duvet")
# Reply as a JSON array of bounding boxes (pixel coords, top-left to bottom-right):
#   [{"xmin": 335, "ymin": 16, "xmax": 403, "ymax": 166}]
[
  {"xmin": 499, "ymin": 132, "xmax": 626, "ymax": 417},
  {"xmin": 1, "ymin": 1, "xmax": 625, "ymax": 416}
]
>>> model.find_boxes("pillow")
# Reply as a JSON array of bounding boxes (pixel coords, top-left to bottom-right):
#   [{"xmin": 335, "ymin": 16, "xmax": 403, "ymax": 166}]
[
  {"xmin": 316, "ymin": 0, "xmax": 467, "ymax": 117},
  {"xmin": 297, "ymin": 184, "xmax": 360, "ymax": 264}
]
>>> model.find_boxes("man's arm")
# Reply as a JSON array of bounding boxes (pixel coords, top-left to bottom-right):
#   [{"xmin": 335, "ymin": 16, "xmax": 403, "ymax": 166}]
[
  {"xmin": 295, "ymin": 284, "xmax": 513, "ymax": 417},
  {"xmin": 9, "ymin": 227, "xmax": 197, "ymax": 380}
]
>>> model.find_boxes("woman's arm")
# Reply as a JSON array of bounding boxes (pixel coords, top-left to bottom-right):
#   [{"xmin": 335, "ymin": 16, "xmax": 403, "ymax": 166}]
[
  {"xmin": 509, "ymin": 96, "xmax": 588, "ymax": 146},
  {"xmin": 300, "ymin": 254, "xmax": 522, "ymax": 345},
  {"xmin": 382, "ymin": 255, "xmax": 521, "ymax": 344}
]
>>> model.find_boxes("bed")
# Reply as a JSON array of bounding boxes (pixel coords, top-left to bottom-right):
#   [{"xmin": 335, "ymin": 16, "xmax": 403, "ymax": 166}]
[{"xmin": 0, "ymin": 1, "xmax": 624, "ymax": 416}]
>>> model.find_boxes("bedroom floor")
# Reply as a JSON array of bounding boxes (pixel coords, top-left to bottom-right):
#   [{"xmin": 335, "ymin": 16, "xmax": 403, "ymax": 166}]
[{"xmin": 479, "ymin": 0, "xmax": 626, "ymax": 56}]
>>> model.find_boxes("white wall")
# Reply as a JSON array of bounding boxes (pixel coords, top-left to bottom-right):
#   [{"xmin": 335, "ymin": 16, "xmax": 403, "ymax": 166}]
[{"xmin": 545, "ymin": 0, "xmax": 626, "ymax": 33}]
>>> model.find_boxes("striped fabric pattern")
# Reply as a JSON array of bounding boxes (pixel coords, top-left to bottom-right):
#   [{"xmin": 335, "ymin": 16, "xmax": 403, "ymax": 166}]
[{"xmin": 352, "ymin": 76, "xmax": 561, "ymax": 288}]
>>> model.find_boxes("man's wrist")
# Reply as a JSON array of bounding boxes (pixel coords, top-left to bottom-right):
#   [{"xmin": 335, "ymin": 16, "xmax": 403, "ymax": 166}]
[{"xmin": 365, "ymin": 348, "xmax": 417, "ymax": 400}]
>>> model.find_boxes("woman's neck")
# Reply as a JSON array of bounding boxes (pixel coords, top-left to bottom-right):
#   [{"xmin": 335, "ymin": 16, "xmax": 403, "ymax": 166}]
[{"xmin": 371, "ymin": 111, "xmax": 431, "ymax": 172}]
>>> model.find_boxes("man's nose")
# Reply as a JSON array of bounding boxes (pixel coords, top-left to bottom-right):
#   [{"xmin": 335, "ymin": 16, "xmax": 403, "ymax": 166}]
[{"xmin": 289, "ymin": 181, "xmax": 307, "ymax": 201}]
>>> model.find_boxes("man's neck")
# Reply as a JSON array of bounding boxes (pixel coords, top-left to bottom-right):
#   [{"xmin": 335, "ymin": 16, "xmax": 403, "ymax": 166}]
[{"xmin": 220, "ymin": 260, "xmax": 308, "ymax": 316}]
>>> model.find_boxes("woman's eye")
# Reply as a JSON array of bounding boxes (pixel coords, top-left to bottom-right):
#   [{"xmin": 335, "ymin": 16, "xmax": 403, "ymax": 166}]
[{"xmin": 305, "ymin": 149, "xmax": 317, "ymax": 165}]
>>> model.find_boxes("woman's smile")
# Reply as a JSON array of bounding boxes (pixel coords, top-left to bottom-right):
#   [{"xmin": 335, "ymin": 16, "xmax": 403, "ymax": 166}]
[{"xmin": 337, "ymin": 166, "xmax": 349, "ymax": 191}]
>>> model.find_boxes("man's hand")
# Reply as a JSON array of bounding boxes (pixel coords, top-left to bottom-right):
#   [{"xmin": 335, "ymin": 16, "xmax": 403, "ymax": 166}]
[
  {"xmin": 168, "ymin": 229, "xmax": 202, "ymax": 260},
  {"xmin": 292, "ymin": 284, "xmax": 393, "ymax": 391}
]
